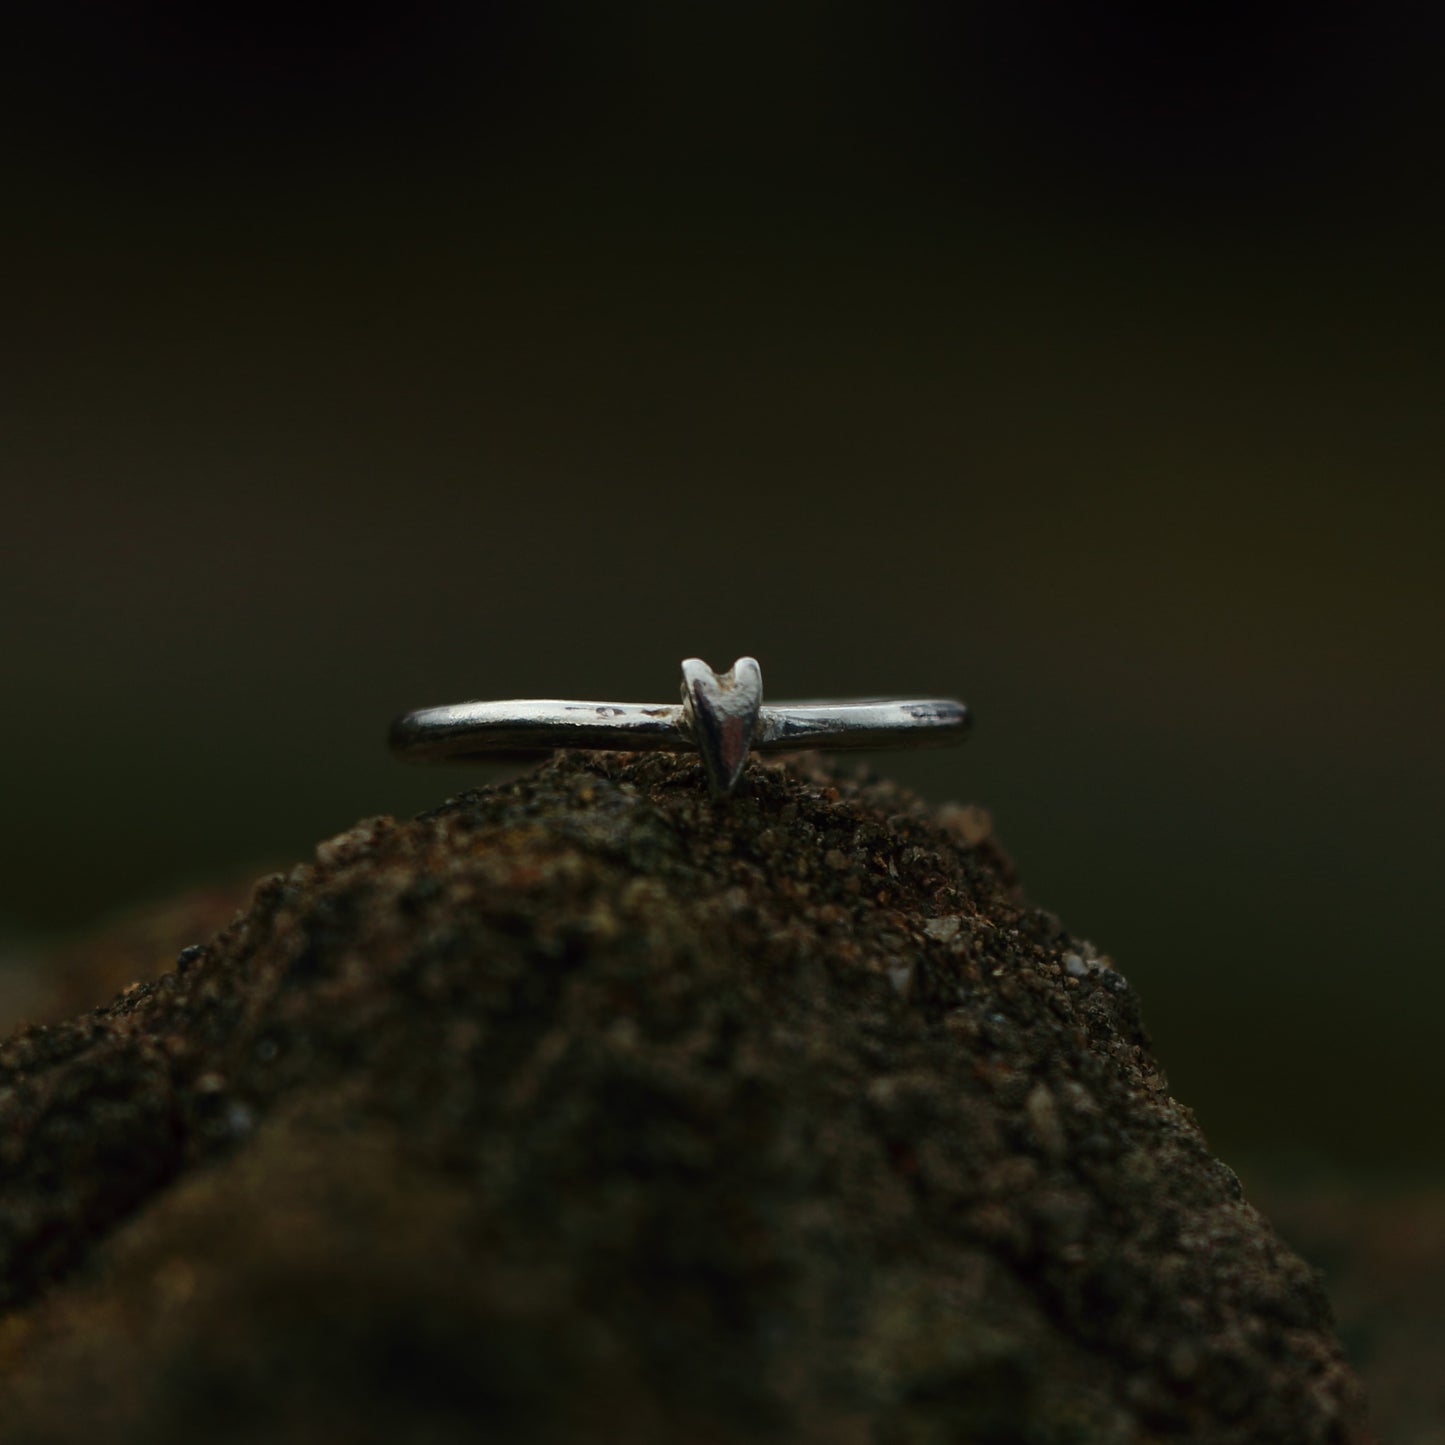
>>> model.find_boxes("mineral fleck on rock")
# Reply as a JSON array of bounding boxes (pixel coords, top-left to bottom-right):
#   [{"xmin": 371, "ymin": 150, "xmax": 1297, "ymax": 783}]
[{"xmin": 0, "ymin": 752, "xmax": 1370, "ymax": 1443}]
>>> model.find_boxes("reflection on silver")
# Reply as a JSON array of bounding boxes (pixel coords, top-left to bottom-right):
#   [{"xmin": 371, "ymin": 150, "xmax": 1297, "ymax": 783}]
[{"xmin": 389, "ymin": 656, "xmax": 970, "ymax": 796}]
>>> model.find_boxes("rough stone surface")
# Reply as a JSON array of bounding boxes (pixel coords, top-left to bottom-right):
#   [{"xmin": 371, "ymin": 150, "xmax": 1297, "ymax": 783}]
[{"xmin": 0, "ymin": 752, "xmax": 1371, "ymax": 1443}]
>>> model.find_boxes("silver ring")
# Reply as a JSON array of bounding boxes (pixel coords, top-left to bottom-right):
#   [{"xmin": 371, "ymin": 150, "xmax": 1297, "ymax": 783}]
[{"xmin": 390, "ymin": 656, "xmax": 970, "ymax": 795}]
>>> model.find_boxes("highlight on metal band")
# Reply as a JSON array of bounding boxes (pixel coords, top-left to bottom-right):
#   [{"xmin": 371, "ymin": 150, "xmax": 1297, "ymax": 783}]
[{"xmin": 389, "ymin": 656, "xmax": 970, "ymax": 795}]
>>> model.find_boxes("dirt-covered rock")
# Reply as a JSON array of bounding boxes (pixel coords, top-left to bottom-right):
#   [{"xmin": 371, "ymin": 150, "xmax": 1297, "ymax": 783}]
[{"xmin": 0, "ymin": 752, "xmax": 1371, "ymax": 1442}]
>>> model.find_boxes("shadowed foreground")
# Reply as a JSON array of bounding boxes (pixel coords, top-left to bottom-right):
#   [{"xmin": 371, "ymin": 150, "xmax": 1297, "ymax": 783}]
[{"xmin": 0, "ymin": 753, "xmax": 1369, "ymax": 1442}]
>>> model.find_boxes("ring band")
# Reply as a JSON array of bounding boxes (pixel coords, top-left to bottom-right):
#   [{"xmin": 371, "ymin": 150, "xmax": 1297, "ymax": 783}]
[{"xmin": 390, "ymin": 656, "xmax": 970, "ymax": 795}]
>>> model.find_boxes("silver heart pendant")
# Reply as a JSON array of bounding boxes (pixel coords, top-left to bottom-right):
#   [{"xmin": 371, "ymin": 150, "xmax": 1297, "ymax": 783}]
[{"xmin": 680, "ymin": 656, "xmax": 763, "ymax": 795}]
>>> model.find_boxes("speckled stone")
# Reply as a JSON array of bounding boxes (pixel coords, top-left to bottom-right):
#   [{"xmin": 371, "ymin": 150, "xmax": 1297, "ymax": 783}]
[{"xmin": 0, "ymin": 752, "xmax": 1371, "ymax": 1443}]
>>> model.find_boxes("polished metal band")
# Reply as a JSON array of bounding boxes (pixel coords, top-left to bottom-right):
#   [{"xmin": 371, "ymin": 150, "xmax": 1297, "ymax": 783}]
[{"xmin": 390, "ymin": 657, "xmax": 970, "ymax": 795}]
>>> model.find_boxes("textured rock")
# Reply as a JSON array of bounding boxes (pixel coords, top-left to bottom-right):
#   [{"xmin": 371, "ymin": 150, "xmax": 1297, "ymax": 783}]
[{"xmin": 0, "ymin": 752, "xmax": 1370, "ymax": 1443}]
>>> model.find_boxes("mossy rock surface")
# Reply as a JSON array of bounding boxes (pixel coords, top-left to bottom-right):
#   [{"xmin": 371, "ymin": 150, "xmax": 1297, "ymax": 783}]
[{"xmin": 0, "ymin": 753, "xmax": 1370, "ymax": 1443}]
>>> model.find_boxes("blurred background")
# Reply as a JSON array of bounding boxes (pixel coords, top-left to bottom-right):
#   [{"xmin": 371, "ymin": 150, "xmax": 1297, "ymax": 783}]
[{"xmin": 3, "ymin": 1, "xmax": 1443, "ymax": 1179}]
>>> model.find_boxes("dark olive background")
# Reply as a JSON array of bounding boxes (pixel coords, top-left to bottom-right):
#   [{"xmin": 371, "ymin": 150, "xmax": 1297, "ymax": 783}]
[{"xmin": 3, "ymin": 3, "xmax": 1442, "ymax": 1171}]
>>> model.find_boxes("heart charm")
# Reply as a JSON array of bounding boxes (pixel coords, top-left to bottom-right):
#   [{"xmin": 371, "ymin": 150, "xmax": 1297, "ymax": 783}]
[{"xmin": 680, "ymin": 656, "xmax": 764, "ymax": 795}]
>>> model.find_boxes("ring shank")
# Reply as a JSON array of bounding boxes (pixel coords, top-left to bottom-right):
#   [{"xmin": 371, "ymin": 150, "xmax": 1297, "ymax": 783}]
[
  {"xmin": 754, "ymin": 699, "xmax": 969, "ymax": 751},
  {"xmin": 389, "ymin": 701, "xmax": 685, "ymax": 762},
  {"xmin": 390, "ymin": 698, "xmax": 970, "ymax": 763}
]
